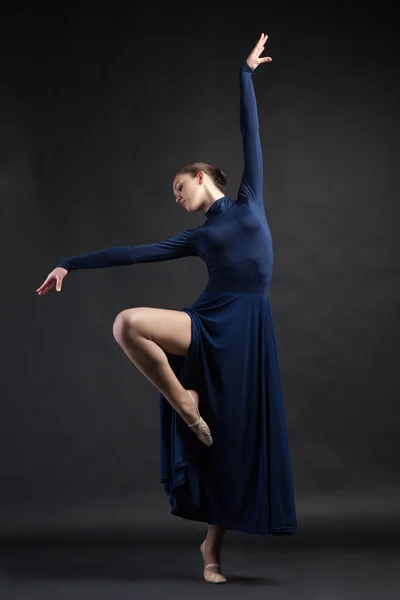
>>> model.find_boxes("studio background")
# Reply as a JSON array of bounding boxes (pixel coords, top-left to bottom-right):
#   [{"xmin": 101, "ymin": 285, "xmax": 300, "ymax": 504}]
[{"xmin": 2, "ymin": 1, "xmax": 399, "ymax": 539}]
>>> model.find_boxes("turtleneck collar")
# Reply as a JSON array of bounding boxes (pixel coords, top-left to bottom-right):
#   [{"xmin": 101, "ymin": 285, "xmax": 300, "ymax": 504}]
[{"xmin": 204, "ymin": 195, "xmax": 228, "ymax": 218}]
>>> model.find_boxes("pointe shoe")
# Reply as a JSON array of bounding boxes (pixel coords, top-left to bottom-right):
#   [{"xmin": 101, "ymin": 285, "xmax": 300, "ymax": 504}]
[
  {"xmin": 200, "ymin": 539, "xmax": 227, "ymax": 584},
  {"xmin": 187, "ymin": 390, "xmax": 213, "ymax": 447}
]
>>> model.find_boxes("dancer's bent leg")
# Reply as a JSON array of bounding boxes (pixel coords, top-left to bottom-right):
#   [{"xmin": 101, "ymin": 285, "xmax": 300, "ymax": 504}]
[{"xmin": 112, "ymin": 307, "xmax": 199, "ymax": 424}]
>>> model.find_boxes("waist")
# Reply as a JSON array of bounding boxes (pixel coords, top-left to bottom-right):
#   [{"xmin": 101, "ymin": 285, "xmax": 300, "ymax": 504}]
[{"xmin": 204, "ymin": 282, "xmax": 269, "ymax": 295}]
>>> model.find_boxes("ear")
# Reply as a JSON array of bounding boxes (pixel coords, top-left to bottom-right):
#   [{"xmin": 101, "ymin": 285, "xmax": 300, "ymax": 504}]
[{"xmin": 197, "ymin": 170, "xmax": 205, "ymax": 184}]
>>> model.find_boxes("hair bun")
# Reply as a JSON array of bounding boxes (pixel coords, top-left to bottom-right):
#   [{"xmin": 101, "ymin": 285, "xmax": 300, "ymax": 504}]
[{"xmin": 216, "ymin": 167, "xmax": 228, "ymax": 186}]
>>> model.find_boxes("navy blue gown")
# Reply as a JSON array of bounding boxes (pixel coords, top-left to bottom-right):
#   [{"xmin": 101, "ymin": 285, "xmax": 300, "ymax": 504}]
[{"xmin": 57, "ymin": 61, "xmax": 298, "ymax": 536}]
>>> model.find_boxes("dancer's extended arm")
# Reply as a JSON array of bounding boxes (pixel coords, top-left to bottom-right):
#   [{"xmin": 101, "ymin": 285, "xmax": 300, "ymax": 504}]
[
  {"xmin": 237, "ymin": 33, "xmax": 272, "ymax": 212},
  {"xmin": 56, "ymin": 228, "xmax": 196, "ymax": 273}
]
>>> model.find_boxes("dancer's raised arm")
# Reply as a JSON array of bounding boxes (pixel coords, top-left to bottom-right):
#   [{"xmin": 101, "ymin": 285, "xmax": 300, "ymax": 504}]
[
  {"xmin": 36, "ymin": 228, "xmax": 196, "ymax": 295},
  {"xmin": 237, "ymin": 33, "xmax": 272, "ymax": 212}
]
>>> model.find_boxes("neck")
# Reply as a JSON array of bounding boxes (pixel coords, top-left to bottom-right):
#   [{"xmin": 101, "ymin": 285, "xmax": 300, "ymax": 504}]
[{"xmin": 203, "ymin": 191, "xmax": 225, "ymax": 214}]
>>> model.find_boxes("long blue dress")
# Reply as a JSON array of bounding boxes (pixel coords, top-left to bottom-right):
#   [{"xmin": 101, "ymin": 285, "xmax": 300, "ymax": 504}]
[{"xmin": 57, "ymin": 61, "xmax": 297, "ymax": 536}]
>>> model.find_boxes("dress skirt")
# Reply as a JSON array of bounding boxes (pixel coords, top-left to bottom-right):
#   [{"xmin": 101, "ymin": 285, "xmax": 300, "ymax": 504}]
[{"xmin": 159, "ymin": 289, "xmax": 297, "ymax": 536}]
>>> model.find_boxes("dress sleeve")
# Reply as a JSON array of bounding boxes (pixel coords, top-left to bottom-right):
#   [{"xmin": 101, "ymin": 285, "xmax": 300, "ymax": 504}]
[
  {"xmin": 56, "ymin": 227, "xmax": 197, "ymax": 273},
  {"xmin": 237, "ymin": 61, "xmax": 265, "ymax": 213}
]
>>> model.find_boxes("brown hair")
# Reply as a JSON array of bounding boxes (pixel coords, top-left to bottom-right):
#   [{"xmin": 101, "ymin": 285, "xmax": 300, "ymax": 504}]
[{"xmin": 176, "ymin": 162, "xmax": 228, "ymax": 193}]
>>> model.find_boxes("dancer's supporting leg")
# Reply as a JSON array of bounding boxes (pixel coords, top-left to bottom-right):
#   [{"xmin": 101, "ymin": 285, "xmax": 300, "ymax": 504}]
[{"xmin": 200, "ymin": 524, "xmax": 227, "ymax": 582}]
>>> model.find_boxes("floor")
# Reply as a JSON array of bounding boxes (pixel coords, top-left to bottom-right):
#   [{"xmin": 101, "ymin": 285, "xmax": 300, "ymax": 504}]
[{"xmin": 1, "ymin": 522, "xmax": 399, "ymax": 600}]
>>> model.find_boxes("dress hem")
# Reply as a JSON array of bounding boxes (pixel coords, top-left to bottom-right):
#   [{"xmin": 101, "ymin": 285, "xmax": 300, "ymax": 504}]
[
  {"xmin": 160, "ymin": 476, "xmax": 297, "ymax": 537},
  {"xmin": 170, "ymin": 508, "xmax": 298, "ymax": 537}
]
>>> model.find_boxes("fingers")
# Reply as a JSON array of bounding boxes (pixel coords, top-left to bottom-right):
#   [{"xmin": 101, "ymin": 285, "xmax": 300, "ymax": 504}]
[
  {"xmin": 259, "ymin": 34, "xmax": 268, "ymax": 52},
  {"xmin": 36, "ymin": 278, "xmax": 56, "ymax": 295},
  {"xmin": 37, "ymin": 283, "xmax": 51, "ymax": 295},
  {"xmin": 36, "ymin": 279, "xmax": 49, "ymax": 294},
  {"xmin": 252, "ymin": 33, "xmax": 269, "ymax": 59},
  {"xmin": 258, "ymin": 32, "xmax": 268, "ymax": 46}
]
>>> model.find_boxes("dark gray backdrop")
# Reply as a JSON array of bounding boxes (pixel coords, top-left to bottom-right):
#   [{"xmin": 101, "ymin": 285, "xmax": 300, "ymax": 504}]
[{"xmin": 2, "ymin": 1, "xmax": 399, "ymax": 539}]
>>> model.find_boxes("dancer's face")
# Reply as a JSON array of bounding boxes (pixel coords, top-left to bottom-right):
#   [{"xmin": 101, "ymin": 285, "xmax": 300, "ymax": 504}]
[{"xmin": 173, "ymin": 172, "xmax": 204, "ymax": 212}]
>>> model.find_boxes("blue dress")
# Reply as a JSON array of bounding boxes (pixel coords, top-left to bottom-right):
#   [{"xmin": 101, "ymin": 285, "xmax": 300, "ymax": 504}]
[{"xmin": 57, "ymin": 61, "xmax": 297, "ymax": 536}]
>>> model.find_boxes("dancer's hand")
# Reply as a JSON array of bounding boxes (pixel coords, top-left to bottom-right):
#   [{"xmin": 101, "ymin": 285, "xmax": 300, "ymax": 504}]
[
  {"xmin": 36, "ymin": 267, "xmax": 68, "ymax": 295},
  {"xmin": 245, "ymin": 32, "xmax": 272, "ymax": 71}
]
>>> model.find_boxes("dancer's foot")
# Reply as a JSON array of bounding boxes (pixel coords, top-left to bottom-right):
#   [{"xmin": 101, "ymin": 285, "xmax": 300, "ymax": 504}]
[
  {"xmin": 180, "ymin": 389, "xmax": 213, "ymax": 447},
  {"xmin": 200, "ymin": 538, "xmax": 227, "ymax": 583}
]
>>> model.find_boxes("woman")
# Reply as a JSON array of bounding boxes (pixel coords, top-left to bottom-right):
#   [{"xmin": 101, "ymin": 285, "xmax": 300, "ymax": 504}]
[{"xmin": 36, "ymin": 33, "xmax": 297, "ymax": 584}]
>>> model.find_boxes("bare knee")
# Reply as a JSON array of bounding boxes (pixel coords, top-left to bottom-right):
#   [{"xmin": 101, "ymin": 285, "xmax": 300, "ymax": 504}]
[{"xmin": 112, "ymin": 308, "xmax": 144, "ymax": 344}]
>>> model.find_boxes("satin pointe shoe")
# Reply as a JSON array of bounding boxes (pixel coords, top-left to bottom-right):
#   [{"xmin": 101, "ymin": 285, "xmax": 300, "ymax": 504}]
[
  {"xmin": 200, "ymin": 539, "xmax": 227, "ymax": 584},
  {"xmin": 187, "ymin": 390, "xmax": 213, "ymax": 447}
]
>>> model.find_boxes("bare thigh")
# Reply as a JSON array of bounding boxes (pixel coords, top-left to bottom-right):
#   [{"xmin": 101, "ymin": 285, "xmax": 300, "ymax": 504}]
[{"xmin": 113, "ymin": 307, "xmax": 192, "ymax": 356}]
